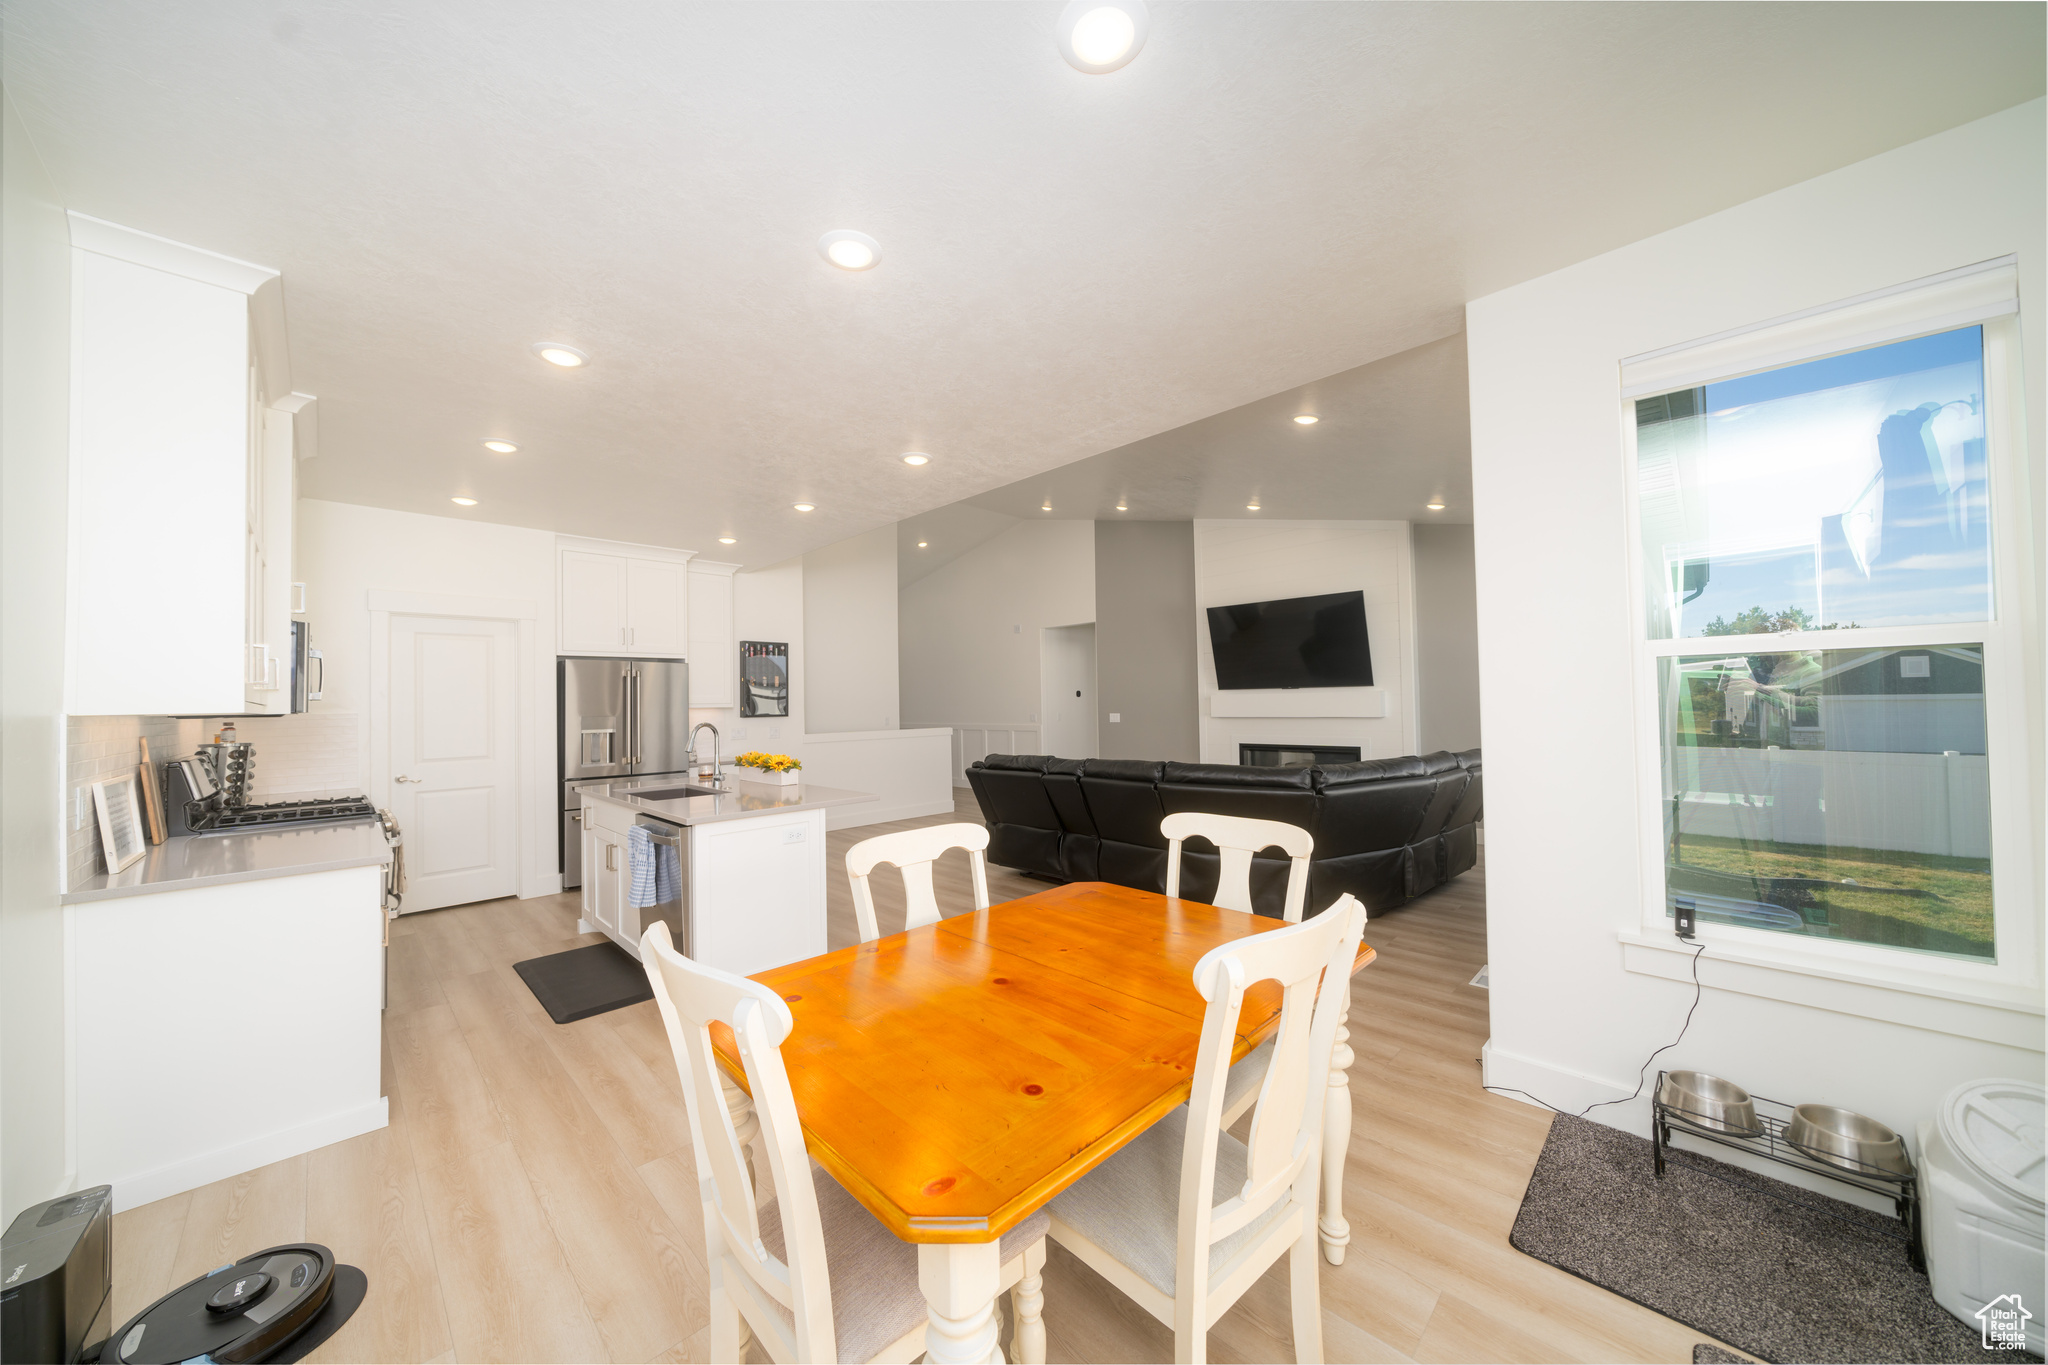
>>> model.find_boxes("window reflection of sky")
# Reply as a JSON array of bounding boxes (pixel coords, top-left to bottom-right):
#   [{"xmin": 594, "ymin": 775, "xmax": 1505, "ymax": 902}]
[{"xmin": 1642, "ymin": 327, "xmax": 1991, "ymax": 636}]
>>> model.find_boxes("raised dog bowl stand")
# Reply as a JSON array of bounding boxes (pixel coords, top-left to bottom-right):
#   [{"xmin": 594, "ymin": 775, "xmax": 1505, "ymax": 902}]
[{"xmin": 1652, "ymin": 1069, "xmax": 1924, "ymax": 1271}]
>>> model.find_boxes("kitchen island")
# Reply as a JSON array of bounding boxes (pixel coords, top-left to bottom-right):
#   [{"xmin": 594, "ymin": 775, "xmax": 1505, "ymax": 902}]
[{"xmin": 578, "ymin": 776, "xmax": 876, "ymax": 975}]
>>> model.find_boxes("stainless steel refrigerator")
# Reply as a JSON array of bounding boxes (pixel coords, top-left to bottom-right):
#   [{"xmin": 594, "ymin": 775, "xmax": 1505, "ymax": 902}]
[{"xmin": 559, "ymin": 656, "xmax": 691, "ymax": 888}]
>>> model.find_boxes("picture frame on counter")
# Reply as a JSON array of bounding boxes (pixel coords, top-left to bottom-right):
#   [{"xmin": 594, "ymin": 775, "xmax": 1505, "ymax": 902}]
[
  {"xmin": 92, "ymin": 772, "xmax": 148, "ymax": 874},
  {"xmin": 740, "ymin": 640, "xmax": 790, "ymax": 718}
]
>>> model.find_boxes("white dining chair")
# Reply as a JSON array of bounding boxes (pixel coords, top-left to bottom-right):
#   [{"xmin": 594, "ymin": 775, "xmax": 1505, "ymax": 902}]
[
  {"xmin": 1045, "ymin": 894, "xmax": 1366, "ymax": 1365},
  {"xmin": 640, "ymin": 922, "xmax": 1049, "ymax": 1364},
  {"xmin": 845, "ymin": 822, "xmax": 991, "ymax": 944},
  {"xmin": 1163, "ymin": 812, "xmax": 1319, "ymax": 1133},
  {"xmin": 1162, "ymin": 811, "xmax": 1314, "ymax": 922}
]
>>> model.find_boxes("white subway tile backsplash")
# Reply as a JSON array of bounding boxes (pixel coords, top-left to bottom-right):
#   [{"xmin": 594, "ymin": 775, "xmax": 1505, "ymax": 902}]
[{"xmin": 62, "ymin": 711, "xmax": 364, "ymax": 889}]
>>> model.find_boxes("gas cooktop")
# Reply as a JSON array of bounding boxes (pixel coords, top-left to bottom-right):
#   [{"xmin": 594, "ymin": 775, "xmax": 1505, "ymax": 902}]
[{"xmin": 200, "ymin": 797, "xmax": 378, "ymax": 833}]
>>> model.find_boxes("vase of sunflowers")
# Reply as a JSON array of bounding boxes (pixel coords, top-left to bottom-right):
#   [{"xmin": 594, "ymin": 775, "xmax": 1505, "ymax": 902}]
[{"xmin": 733, "ymin": 751, "xmax": 802, "ymax": 787}]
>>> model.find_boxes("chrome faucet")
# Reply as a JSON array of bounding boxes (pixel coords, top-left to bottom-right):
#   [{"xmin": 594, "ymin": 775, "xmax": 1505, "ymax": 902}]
[{"xmin": 687, "ymin": 722, "xmax": 722, "ymax": 787}]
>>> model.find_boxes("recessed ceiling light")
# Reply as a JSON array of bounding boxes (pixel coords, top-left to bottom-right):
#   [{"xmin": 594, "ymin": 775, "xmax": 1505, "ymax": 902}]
[
  {"xmin": 1426, "ymin": 500, "xmax": 1446, "ymax": 511},
  {"xmin": 1293, "ymin": 414, "xmax": 1319, "ymax": 425},
  {"xmin": 1115, "ymin": 501, "xmax": 1128, "ymax": 512},
  {"xmin": 918, "ymin": 541, "xmax": 929, "ymax": 548},
  {"xmin": 793, "ymin": 503, "xmax": 816, "ymax": 512},
  {"xmin": 1246, "ymin": 501, "xmax": 1261, "ymax": 511},
  {"xmin": 1057, "ymin": 0, "xmax": 1149, "ymax": 73},
  {"xmin": 1041, "ymin": 501, "xmax": 1053, "ymax": 512},
  {"xmin": 450, "ymin": 497, "xmax": 478, "ymax": 506},
  {"xmin": 482, "ymin": 439, "xmax": 518, "ymax": 454},
  {"xmin": 532, "ymin": 342, "xmax": 588, "ymax": 367},
  {"xmin": 818, "ymin": 230, "xmax": 880, "ymax": 271},
  {"xmin": 901, "ymin": 452, "xmax": 930, "ymax": 466},
  {"xmin": 719, "ymin": 537, "xmax": 737, "ymax": 544}
]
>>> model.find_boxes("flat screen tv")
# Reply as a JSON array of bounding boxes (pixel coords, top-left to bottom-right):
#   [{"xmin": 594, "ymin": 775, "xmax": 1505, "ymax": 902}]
[{"xmin": 1205, "ymin": 590, "xmax": 1373, "ymax": 690}]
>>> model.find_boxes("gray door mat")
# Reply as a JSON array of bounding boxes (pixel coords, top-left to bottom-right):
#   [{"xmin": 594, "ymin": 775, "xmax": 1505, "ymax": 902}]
[
  {"xmin": 1695, "ymin": 1346, "xmax": 1751, "ymax": 1363},
  {"xmin": 1511, "ymin": 1114, "xmax": 2038, "ymax": 1365},
  {"xmin": 512, "ymin": 941, "xmax": 654, "ymax": 1024}
]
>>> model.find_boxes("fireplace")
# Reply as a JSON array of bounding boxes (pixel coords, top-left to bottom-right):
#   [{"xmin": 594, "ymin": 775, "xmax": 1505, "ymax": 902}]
[{"xmin": 1239, "ymin": 743, "xmax": 1362, "ymax": 768}]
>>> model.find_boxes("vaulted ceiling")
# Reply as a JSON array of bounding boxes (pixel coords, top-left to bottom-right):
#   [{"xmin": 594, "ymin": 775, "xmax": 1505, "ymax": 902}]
[{"xmin": 6, "ymin": 2, "xmax": 2040, "ymax": 566}]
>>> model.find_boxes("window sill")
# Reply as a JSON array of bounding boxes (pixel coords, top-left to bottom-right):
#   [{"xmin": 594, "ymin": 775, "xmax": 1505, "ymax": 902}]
[{"xmin": 1617, "ymin": 928, "xmax": 2043, "ymax": 1051}]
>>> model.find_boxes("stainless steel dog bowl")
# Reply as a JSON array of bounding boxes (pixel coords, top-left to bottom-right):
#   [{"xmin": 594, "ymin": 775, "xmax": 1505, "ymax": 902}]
[
  {"xmin": 1658, "ymin": 1071, "xmax": 1762, "ymax": 1137},
  {"xmin": 1786, "ymin": 1104, "xmax": 1914, "ymax": 1176}
]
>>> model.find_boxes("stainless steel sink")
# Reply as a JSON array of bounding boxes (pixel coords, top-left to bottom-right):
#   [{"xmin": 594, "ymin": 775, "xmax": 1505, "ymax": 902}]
[{"xmin": 625, "ymin": 785, "xmax": 724, "ymax": 801}]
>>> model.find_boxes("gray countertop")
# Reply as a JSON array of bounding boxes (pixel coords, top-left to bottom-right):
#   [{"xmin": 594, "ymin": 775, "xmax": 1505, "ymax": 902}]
[
  {"xmin": 63, "ymin": 821, "xmax": 392, "ymax": 904},
  {"xmin": 581, "ymin": 775, "xmax": 878, "ymax": 825}
]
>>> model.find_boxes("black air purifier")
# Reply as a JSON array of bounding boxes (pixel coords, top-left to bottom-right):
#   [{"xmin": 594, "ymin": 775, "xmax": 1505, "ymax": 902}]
[{"xmin": 1, "ymin": 1185, "xmax": 113, "ymax": 1365}]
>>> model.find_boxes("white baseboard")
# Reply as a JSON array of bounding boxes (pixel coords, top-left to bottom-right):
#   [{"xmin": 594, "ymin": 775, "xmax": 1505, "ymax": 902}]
[
  {"xmin": 1480, "ymin": 1040, "xmax": 1640, "ymax": 1127},
  {"xmin": 105, "ymin": 1097, "xmax": 389, "ymax": 1212},
  {"xmin": 826, "ymin": 797, "xmax": 959, "ymax": 831}
]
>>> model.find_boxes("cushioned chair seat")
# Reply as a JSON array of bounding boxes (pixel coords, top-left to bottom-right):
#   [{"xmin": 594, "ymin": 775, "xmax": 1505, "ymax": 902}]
[
  {"xmin": 1047, "ymin": 1106, "xmax": 1291, "ymax": 1298},
  {"xmin": 757, "ymin": 1160, "xmax": 1051, "ymax": 1363}
]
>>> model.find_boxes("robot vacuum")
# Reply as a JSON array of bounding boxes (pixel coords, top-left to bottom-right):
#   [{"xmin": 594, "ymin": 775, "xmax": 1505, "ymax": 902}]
[{"xmin": 103, "ymin": 1244, "xmax": 338, "ymax": 1364}]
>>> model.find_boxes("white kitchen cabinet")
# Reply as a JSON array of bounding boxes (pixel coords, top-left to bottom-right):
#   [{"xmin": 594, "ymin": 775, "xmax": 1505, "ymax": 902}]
[
  {"xmin": 65, "ymin": 214, "xmax": 304, "ymax": 717},
  {"xmin": 560, "ymin": 550, "xmax": 628, "ymax": 654},
  {"xmin": 556, "ymin": 536, "xmax": 694, "ymax": 657},
  {"xmin": 687, "ymin": 561, "xmax": 739, "ymax": 707},
  {"xmin": 627, "ymin": 557, "xmax": 689, "ymax": 655}
]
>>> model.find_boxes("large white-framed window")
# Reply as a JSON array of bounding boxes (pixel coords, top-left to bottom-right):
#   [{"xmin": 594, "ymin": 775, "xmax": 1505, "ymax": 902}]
[{"xmin": 1620, "ymin": 257, "xmax": 2037, "ymax": 993}]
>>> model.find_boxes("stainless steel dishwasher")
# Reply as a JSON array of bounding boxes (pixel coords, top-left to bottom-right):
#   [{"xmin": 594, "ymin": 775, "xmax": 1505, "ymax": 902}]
[{"xmin": 635, "ymin": 815, "xmax": 690, "ymax": 955}]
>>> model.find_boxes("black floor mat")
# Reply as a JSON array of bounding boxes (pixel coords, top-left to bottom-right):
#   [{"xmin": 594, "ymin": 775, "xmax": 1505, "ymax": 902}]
[
  {"xmin": 1510, "ymin": 1114, "xmax": 2035, "ymax": 1365},
  {"xmin": 512, "ymin": 941, "xmax": 654, "ymax": 1024}
]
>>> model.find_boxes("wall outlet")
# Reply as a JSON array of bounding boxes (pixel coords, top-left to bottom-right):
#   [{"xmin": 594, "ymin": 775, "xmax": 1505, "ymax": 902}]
[
  {"xmin": 1108, "ymin": 712, "xmax": 1121, "ymax": 723},
  {"xmin": 782, "ymin": 826, "xmax": 805, "ymax": 844},
  {"xmin": 1673, "ymin": 899, "xmax": 1697, "ymax": 940}
]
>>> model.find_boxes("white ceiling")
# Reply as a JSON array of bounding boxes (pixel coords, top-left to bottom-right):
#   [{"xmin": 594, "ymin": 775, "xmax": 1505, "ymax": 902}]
[
  {"xmin": 897, "ymin": 330, "xmax": 1471, "ymax": 584},
  {"xmin": 6, "ymin": 3, "xmax": 2041, "ymax": 568}
]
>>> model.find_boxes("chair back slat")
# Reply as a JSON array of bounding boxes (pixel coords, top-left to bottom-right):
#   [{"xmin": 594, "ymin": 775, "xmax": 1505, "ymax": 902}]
[
  {"xmin": 1160, "ymin": 812, "xmax": 1314, "ymax": 921},
  {"xmin": 641, "ymin": 922, "xmax": 839, "ymax": 1359},
  {"xmin": 844, "ymin": 822, "xmax": 992, "ymax": 943}
]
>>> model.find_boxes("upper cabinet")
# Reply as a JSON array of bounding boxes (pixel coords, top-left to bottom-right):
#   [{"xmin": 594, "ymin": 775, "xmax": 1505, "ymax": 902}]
[
  {"xmin": 557, "ymin": 537, "xmax": 693, "ymax": 657},
  {"xmin": 687, "ymin": 562, "xmax": 739, "ymax": 708},
  {"xmin": 65, "ymin": 214, "xmax": 308, "ymax": 716}
]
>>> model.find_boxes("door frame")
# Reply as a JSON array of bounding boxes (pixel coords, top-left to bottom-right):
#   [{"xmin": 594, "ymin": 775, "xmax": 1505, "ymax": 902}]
[{"xmin": 366, "ymin": 590, "xmax": 547, "ymax": 900}]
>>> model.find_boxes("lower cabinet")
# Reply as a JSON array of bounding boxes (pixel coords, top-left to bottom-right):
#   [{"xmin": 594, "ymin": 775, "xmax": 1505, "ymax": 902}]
[
  {"xmin": 69, "ymin": 866, "xmax": 387, "ymax": 1210},
  {"xmin": 581, "ymin": 815, "xmax": 626, "ymax": 937}
]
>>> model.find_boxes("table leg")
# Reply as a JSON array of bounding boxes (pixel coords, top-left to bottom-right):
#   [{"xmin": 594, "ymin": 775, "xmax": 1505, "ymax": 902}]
[
  {"xmin": 1012, "ymin": 1239, "xmax": 1046, "ymax": 1365},
  {"xmin": 920, "ymin": 1240, "xmax": 1005, "ymax": 1365},
  {"xmin": 1320, "ymin": 991, "xmax": 1353, "ymax": 1266},
  {"xmin": 720, "ymin": 1071, "xmax": 775, "ymax": 1206}
]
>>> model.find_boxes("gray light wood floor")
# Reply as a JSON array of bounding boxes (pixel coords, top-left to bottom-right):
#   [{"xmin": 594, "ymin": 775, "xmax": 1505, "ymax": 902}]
[{"xmin": 107, "ymin": 795, "xmax": 1751, "ymax": 1363}]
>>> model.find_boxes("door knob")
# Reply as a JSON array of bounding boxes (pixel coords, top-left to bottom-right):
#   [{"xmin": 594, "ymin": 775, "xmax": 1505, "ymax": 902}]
[{"xmin": 395, "ymin": 775, "xmax": 422, "ymax": 784}]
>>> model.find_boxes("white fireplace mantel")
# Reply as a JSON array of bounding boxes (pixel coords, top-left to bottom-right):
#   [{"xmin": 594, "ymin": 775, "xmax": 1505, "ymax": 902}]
[{"xmin": 1208, "ymin": 688, "xmax": 1387, "ymax": 719}]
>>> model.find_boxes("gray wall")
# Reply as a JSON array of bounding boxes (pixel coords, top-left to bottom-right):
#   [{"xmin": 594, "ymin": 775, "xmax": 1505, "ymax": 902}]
[
  {"xmin": 802, "ymin": 524, "xmax": 899, "ymax": 733},
  {"xmin": 1094, "ymin": 520, "xmax": 1199, "ymax": 762},
  {"xmin": 1412, "ymin": 522, "xmax": 1482, "ymax": 754}
]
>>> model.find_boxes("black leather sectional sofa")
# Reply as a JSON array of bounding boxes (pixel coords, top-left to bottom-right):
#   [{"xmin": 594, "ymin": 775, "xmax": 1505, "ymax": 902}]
[{"xmin": 964, "ymin": 750, "xmax": 1482, "ymax": 918}]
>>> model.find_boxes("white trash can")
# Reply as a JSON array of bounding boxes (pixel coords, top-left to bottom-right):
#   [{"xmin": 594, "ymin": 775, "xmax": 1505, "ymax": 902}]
[{"xmin": 1917, "ymin": 1079, "xmax": 2044, "ymax": 1354}]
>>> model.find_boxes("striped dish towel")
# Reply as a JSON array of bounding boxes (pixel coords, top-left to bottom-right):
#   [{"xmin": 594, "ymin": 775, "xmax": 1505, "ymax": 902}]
[{"xmin": 628, "ymin": 825, "xmax": 659, "ymax": 908}]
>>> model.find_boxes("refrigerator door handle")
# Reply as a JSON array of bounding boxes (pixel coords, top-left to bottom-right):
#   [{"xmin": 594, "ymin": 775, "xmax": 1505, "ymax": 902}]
[{"xmin": 631, "ymin": 668, "xmax": 644, "ymax": 764}]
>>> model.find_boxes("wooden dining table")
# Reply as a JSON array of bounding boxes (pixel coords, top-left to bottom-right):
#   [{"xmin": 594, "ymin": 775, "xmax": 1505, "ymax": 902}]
[{"xmin": 710, "ymin": 881, "xmax": 1377, "ymax": 1365}]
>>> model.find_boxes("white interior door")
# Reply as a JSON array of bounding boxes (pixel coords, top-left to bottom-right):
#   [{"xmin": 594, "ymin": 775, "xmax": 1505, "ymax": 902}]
[
  {"xmin": 1040, "ymin": 622, "xmax": 1099, "ymax": 759},
  {"xmin": 390, "ymin": 615, "xmax": 519, "ymax": 911}
]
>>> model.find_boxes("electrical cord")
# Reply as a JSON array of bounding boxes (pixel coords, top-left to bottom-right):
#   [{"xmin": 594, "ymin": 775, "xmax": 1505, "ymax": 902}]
[{"xmin": 1480, "ymin": 937, "xmax": 1706, "ymax": 1118}]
